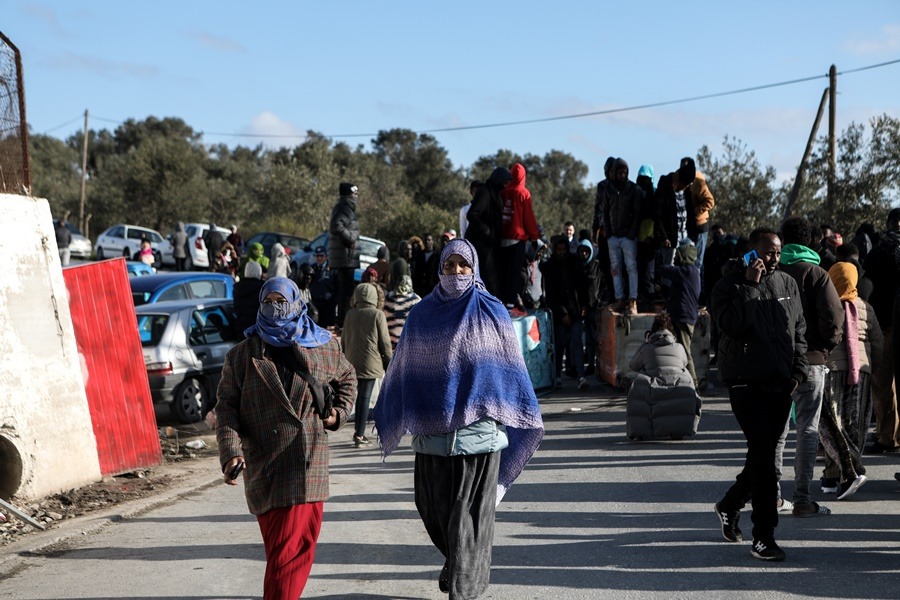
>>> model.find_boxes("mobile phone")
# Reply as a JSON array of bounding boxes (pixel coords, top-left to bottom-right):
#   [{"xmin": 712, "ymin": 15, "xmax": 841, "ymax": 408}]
[
  {"xmin": 743, "ymin": 249, "xmax": 759, "ymax": 266},
  {"xmin": 227, "ymin": 461, "xmax": 245, "ymax": 480}
]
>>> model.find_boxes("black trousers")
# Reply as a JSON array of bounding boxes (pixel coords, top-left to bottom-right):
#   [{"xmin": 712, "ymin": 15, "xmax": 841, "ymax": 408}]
[
  {"xmin": 499, "ymin": 241, "xmax": 527, "ymax": 306},
  {"xmin": 718, "ymin": 382, "xmax": 793, "ymax": 542},
  {"xmin": 334, "ymin": 267, "xmax": 356, "ymax": 328}
]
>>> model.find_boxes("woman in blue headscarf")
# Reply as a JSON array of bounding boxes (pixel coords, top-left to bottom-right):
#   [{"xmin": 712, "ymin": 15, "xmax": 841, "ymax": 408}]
[
  {"xmin": 374, "ymin": 238, "xmax": 544, "ymax": 598},
  {"xmin": 215, "ymin": 277, "xmax": 357, "ymax": 600}
]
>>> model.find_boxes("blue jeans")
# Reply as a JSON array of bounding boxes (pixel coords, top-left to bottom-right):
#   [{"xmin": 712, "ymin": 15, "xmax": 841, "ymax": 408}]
[
  {"xmin": 354, "ymin": 378, "xmax": 376, "ymax": 438},
  {"xmin": 695, "ymin": 230, "xmax": 709, "ymax": 282},
  {"xmin": 554, "ymin": 318, "xmax": 585, "ymax": 379},
  {"xmin": 607, "ymin": 236, "xmax": 638, "ymax": 300},
  {"xmin": 775, "ymin": 364, "xmax": 826, "ymax": 505}
]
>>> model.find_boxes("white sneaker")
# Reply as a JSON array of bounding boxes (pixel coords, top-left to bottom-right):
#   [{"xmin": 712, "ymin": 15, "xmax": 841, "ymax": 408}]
[
  {"xmin": 837, "ymin": 475, "xmax": 867, "ymax": 500},
  {"xmin": 578, "ymin": 377, "xmax": 589, "ymax": 391}
]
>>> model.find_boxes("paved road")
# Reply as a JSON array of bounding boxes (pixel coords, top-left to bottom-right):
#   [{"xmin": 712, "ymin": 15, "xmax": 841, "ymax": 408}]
[{"xmin": 1, "ymin": 379, "xmax": 898, "ymax": 599}]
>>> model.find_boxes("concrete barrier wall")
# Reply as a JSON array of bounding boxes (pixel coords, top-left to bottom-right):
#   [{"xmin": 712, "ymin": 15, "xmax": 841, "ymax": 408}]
[{"xmin": 0, "ymin": 194, "xmax": 102, "ymax": 500}]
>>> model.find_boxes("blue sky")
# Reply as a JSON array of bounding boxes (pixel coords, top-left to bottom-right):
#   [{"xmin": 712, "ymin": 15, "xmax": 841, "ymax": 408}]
[{"xmin": 6, "ymin": 1, "xmax": 900, "ymax": 184}]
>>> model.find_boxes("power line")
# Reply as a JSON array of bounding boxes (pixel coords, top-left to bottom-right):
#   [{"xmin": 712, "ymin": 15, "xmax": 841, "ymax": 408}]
[
  {"xmin": 42, "ymin": 114, "xmax": 83, "ymax": 134},
  {"xmin": 80, "ymin": 57, "xmax": 900, "ymax": 140}
]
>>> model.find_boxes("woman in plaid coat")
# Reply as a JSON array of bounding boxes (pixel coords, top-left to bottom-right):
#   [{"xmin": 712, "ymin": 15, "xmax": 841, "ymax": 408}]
[{"xmin": 216, "ymin": 277, "xmax": 357, "ymax": 600}]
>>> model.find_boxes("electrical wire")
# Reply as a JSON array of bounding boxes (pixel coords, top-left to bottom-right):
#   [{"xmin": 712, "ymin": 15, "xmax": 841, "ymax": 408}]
[{"xmin": 79, "ymin": 57, "xmax": 900, "ymax": 140}]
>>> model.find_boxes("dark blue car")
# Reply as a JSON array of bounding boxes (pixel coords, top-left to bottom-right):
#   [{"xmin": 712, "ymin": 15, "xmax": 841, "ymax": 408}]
[{"xmin": 130, "ymin": 272, "xmax": 234, "ymax": 306}]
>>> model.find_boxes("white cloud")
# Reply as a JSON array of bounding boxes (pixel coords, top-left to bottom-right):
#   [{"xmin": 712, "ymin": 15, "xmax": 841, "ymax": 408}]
[
  {"xmin": 845, "ymin": 24, "xmax": 900, "ymax": 55},
  {"xmin": 243, "ymin": 111, "xmax": 306, "ymax": 147}
]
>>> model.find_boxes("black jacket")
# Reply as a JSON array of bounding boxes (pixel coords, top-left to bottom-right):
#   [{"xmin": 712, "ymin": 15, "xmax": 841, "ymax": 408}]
[
  {"xmin": 465, "ymin": 182, "xmax": 504, "ymax": 296},
  {"xmin": 656, "ymin": 173, "xmax": 697, "ymax": 246},
  {"xmin": 778, "ymin": 259, "xmax": 843, "ymax": 365},
  {"xmin": 328, "ymin": 196, "xmax": 361, "ymax": 269},
  {"xmin": 711, "ymin": 259, "xmax": 809, "ymax": 388},
  {"xmin": 863, "ymin": 231, "xmax": 900, "ymax": 329},
  {"xmin": 233, "ymin": 278, "xmax": 265, "ymax": 334},
  {"xmin": 601, "ymin": 161, "xmax": 643, "ymax": 239},
  {"xmin": 541, "ymin": 252, "xmax": 587, "ymax": 319}
]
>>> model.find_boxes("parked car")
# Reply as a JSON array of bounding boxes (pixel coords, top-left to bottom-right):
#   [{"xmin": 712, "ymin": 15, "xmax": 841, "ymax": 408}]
[
  {"xmin": 244, "ymin": 231, "xmax": 310, "ymax": 260},
  {"xmin": 126, "ymin": 261, "xmax": 155, "ymax": 277},
  {"xmin": 136, "ymin": 298, "xmax": 238, "ymax": 423},
  {"xmin": 94, "ymin": 224, "xmax": 165, "ymax": 261},
  {"xmin": 130, "ymin": 272, "xmax": 234, "ymax": 306},
  {"xmin": 159, "ymin": 223, "xmax": 232, "ymax": 270},
  {"xmin": 53, "ymin": 219, "xmax": 92, "ymax": 259},
  {"xmin": 292, "ymin": 232, "xmax": 385, "ymax": 281}
]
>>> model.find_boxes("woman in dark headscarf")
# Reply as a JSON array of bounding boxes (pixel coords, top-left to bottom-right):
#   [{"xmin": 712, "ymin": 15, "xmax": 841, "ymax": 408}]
[
  {"xmin": 374, "ymin": 238, "xmax": 543, "ymax": 598},
  {"xmin": 216, "ymin": 277, "xmax": 357, "ymax": 600}
]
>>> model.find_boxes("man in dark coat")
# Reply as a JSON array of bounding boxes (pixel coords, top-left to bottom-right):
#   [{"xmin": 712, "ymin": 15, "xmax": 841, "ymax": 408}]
[
  {"xmin": 541, "ymin": 235, "xmax": 590, "ymax": 390},
  {"xmin": 777, "ymin": 216, "xmax": 843, "ymax": 516},
  {"xmin": 203, "ymin": 223, "xmax": 224, "ymax": 272},
  {"xmin": 863, "ymin": 207, "xmax": 900, "ymax": 453},
  {"xmin": 54, "ymin": 219, "xmax": 72, "ymax": 266},
  {"xmin": 465, "ymin": 167, "xmax": 510, "ymax": 297},
  {"xmin": 328, "ymin": 182, "xmax": 361, "ymax": 329},
  {"xmin": 711, "ymin": 227, "xmax": 808, "ymax": 562}
]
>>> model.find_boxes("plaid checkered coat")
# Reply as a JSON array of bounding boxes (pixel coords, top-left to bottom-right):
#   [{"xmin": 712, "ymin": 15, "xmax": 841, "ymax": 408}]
[{"xmin": 215, "ymin": 334, "xmax": 357, "ymax": 515}]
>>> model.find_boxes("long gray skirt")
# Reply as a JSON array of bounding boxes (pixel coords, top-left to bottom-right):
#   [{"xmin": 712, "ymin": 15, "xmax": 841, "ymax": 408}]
[{"xmin": 414, "ymin": 451, "xmax": 500, "ymax": 599}]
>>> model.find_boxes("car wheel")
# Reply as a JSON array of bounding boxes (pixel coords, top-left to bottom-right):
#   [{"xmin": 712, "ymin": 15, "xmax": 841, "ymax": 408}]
[
  {"xmin": 171, "ymin": 377, "xmax": 207, "ymax": 423},
  {"xmin": 96, "ymin": 247, "xmax": 105, "ymax": 260}
]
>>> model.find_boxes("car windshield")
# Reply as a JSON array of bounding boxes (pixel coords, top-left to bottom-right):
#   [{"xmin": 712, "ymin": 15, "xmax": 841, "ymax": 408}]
[{"xmin": 137, "ymin": 314, "xmax": 168, "ymax": 346}]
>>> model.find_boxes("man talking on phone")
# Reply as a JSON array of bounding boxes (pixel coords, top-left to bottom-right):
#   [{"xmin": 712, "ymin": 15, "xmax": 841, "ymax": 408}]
[{"xmin": 710, "ymin": 227, "xmax": 809, "ymax": 562}]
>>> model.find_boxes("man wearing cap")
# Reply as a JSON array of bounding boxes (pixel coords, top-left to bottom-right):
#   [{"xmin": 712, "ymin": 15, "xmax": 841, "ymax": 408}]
[
  {"xmin": 311, "ymin": 246, "xmax": 337, "ymax": 327},
  {"xmin": 328, "ymin": 183, "xmax": 361, "ymax": 330},
  {"xmin": 863, "ymin": 207, "xmax": 900, "ymax": 454},
  {"xmin": 657, "ymin": 158, "xmax": 716, "ymax": 278}
]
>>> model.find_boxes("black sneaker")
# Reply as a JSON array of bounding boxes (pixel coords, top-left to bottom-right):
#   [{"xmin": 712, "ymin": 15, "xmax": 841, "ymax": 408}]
[
  {"xmin": 714, "ymin": 502, "xmax": 742, "ymax": 543},
  {"xmin": 353, "ymin": 435, "xmax": 371, "ymax": 447},
  {"xmin": 820, "ymin": 477, "xmax": 839, "ymax": 494},
  {"xmin": 751, "ymin": 538, "xmax": 786, "ymax": 561}
]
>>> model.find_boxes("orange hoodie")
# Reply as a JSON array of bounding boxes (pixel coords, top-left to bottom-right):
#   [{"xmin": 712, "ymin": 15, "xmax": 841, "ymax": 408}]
[{"xmin": 500, "ymin": 163, "xmax": 540, "ymax": 242}]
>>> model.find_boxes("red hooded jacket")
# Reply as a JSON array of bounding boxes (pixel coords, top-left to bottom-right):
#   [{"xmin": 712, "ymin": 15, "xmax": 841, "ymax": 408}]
[{"xmin": 500, "ymin": 163, "xmax": 540, "ymax": 242}]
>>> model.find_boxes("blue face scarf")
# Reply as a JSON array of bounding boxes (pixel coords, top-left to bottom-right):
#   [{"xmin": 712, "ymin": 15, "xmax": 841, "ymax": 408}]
[{"xmin": 244, "ymin": 277, "xmax": 332, "ymax": 348}]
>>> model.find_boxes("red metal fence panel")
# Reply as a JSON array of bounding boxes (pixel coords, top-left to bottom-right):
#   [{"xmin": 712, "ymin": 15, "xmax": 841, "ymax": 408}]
[{"xmin": 62, "ymin": 259, "xmax": 161, "ymax": 474}]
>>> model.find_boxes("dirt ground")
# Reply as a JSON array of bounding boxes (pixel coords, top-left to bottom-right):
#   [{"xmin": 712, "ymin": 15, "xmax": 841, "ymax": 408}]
[{"xmin": 0, "ymin": 424, "xmax": 219, "ymax": 547}]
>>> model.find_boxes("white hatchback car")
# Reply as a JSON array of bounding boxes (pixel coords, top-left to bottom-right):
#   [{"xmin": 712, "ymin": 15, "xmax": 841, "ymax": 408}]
[
  {"xmin": 159, "ymin": 223, "xmax": 232, "ymax": 270},
  {"xmin": 94, "ymin": 224, "xmax": 165, "ymax": 260}
]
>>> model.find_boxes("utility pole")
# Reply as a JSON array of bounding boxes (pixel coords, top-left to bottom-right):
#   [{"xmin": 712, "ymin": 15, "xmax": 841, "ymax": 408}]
[
  {"xmin": 783, "ymin": 87, "xmax": 829, "ymax": 221},
  {"xmin": 827, "ymin": 64, "xmax": 837, "ymax": 223},
  {"xmin": 79, "ymin": 109, "xmax": 89, "ymax": 234}
]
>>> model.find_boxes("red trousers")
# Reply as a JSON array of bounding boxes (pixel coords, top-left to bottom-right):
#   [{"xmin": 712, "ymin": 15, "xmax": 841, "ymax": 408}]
[{"xmin": 257, "ymin": 502, "xmax": 324, "ymax": 600}]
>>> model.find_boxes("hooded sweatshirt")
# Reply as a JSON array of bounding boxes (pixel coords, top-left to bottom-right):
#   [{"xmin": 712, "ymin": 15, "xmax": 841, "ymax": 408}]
[
  {"xmin": 341, "ymin": 283, "xmax": 392, "ymax": 378},
  {"xmin": 501, "ymin": 163, "xmax": 540, "ymax": 243},
  {"xmin": 779, "ymin": 243, "xmax": 843, "ymax": 365},
  {"xmin": 602, "ymin": 158, "xmax": 643, "ymax": 238}
]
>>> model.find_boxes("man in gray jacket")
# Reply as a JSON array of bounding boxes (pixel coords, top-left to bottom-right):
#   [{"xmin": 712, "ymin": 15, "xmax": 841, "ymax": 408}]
[{"xmin": 328, "ymin": 182, "xmax": 361, "ymax": 329}]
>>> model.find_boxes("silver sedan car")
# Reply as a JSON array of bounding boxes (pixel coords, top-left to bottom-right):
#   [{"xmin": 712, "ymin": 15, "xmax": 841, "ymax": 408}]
[{"xmin": 135, "ymin": 298, "xmax": 239, "ymax": 423}]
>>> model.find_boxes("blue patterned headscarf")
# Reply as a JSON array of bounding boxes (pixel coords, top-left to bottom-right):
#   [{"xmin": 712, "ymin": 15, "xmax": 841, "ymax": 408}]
[
  {"xmin": 374, "ymin": 238, "xmax": 543, "ymax": 498},
  {"xmin": 244, "ymin": 277, "xmax": 332, "ymax": 348}
]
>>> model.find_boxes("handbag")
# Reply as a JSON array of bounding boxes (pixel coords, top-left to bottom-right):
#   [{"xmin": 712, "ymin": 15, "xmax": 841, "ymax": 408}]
[{"xmin": 269, "ymin": 348, "xmax": 335, "ymax": 420}]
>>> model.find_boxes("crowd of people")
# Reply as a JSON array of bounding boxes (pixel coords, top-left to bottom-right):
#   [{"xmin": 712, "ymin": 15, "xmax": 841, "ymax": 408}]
[{"xmin": 207, "ymin": 171, "xmax": 900, "ymax": 597}]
